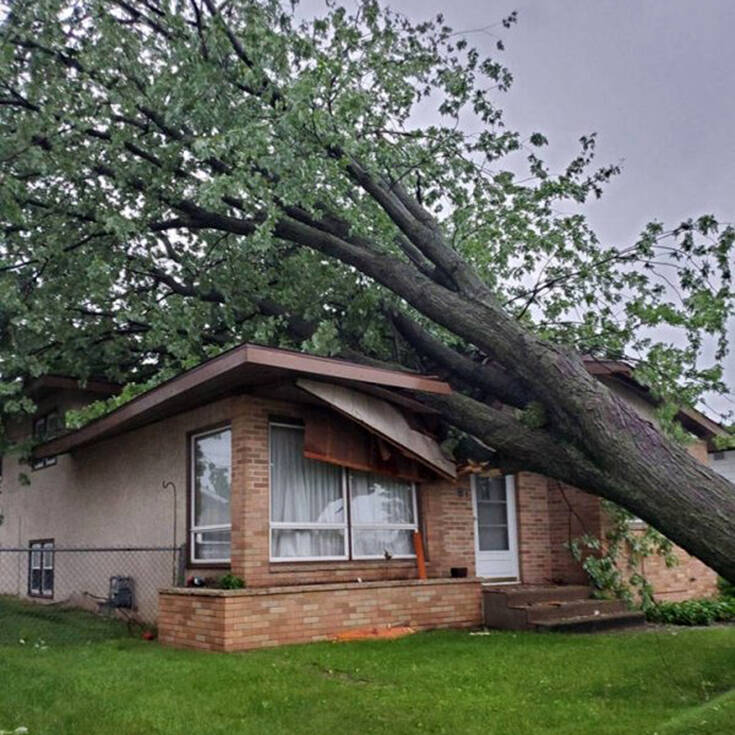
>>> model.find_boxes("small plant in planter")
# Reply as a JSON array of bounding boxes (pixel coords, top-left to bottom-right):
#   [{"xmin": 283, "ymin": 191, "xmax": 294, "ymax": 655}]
[{"xmin": 219, "ymin": 573, "xmax": 245, "ymax": 590}]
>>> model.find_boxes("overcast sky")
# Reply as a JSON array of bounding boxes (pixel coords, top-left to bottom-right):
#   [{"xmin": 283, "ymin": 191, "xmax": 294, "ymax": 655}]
[{"xmin": 325, "ymin": 0, "xmax": 735, "ymax": 418}]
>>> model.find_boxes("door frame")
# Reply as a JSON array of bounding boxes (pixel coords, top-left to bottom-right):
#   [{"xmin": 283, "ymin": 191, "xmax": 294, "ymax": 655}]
[{"xmin": 471, "ymin": 473, "xmax": 520, "ymax": 583}]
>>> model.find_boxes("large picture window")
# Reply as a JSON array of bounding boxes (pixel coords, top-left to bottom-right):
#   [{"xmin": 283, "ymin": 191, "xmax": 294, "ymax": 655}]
[
  {"xmin": 269, "ymin": 423, "xmax": 417, "ymax": 561},
  {"xmin": 28, "ymin": 539, "xmax": 54, "ymax": 598},
  {"xmin": 190, "ymin": 427, "xmax": 232, "ymax": 564}
]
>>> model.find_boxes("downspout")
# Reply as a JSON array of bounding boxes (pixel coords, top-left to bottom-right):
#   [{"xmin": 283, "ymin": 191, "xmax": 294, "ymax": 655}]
[{"xmin": 162, "ymin": 481, "xmax": 177, "ymax": 586}]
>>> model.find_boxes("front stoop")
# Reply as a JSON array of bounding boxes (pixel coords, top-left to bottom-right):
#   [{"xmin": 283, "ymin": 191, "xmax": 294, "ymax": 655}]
[{"xmin": 482, "ymin": 584, "xmax": 645, "ymax": 633}]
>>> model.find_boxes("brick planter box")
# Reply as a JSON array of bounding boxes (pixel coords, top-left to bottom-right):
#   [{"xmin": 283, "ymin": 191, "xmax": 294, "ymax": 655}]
[{"xmin": 159, "ymin": 578, "xmax": 483, "ymax": 652}]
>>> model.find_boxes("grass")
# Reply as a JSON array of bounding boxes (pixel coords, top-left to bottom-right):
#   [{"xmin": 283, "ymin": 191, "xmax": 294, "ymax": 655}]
[{"xmin": 0, "ymin": 598, "xmax": 733, "ymax": 735}]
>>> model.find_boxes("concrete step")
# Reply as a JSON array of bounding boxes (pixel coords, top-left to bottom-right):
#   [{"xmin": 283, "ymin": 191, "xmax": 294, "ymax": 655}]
[
  {"xmin": 524, "ymin": 598, "xmax": 627, "ymax": 623},
  {"xmin": 533, "ymin": 610, "xmax": 646, "ymax": 633},
  {"xmin": 486, "ymin": 584, "xmax": 591, "ymax": 607}
]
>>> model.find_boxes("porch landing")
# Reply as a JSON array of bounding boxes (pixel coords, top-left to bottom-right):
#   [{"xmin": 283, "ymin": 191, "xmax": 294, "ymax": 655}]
[{"xmin": 483, "ymin": 584, "xmax": 646, "ymax": 632}]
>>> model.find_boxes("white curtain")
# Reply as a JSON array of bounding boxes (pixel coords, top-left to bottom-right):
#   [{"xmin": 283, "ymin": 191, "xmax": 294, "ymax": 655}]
[
  {"xmin": 350, "ymin": 472, "xmax": 415, "ymax": 558},
  {"xmin": 350, "ymin": 472, "xmax": 414, "ymax": 524},
  {"xmin": 270, "ymin": 425, "xmax": 345, "ymax": 558}
]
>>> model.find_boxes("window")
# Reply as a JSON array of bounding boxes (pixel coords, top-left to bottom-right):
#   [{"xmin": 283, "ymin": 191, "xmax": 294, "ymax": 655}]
[
  {"xmin": 28, "ymin": 540, "xmax": 54, "ymax": 598},
  {"xmin": 32, "ymin": 410, "xmax": 61, "ymax": 470},
  {"xmin": 350, "ymin": 472, "xmax": 417, "ymax": 559},
  {"xmin": 475, "ymin": 476, "xmax": 510, "ymax": 550},
  {"xmin": 190, "ymin": 427, "xmax": 232, "ymax": 564},
  {"xmin": 269, "ymin": 423, "xmax": 417, "ymax": 561}
]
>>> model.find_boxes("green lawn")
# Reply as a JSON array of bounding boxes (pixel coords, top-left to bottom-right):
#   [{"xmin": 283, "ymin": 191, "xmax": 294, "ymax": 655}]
[{"xmin": 0, "ymin": 600, "xmax": 733, "ymax": 735}]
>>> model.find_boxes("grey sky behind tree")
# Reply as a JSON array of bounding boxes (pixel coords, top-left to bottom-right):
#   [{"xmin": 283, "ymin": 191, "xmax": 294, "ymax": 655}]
[{"xmin": 302, "ymin": 0, "xmax": 735, "ymax": 419}]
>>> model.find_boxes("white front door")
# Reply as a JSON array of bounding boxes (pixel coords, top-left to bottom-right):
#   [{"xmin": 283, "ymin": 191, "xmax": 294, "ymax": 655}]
[{"xmin": 472, "ymin": 474, "xmax": 519, "ymax": 581}]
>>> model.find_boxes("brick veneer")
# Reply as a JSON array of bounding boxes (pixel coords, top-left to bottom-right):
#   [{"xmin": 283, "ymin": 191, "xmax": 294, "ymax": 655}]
[
  {"xmin": 228, "ymin": 396, "xmax": 424, "ymax": 587},
  {"xmin": 636, "ymin": 541, "xmax": 718, "ymax": 600},
  {"xmin": 547, "ymin": 480, "xmax": 602, "ymax": 585},
  {"xmin": 159, "ymin": 578, "xmax": 482, "ymax": 652},
  {"xmin": 544, "ymin": 437, "xmax": 718, "ymax": 599},
  {"xmin": 422, "ymin": 478, "xmax": 475, "ymax": 578},
  {"xmin": 515, "ymin": 472, "xmax": 552, "ymax": 584}
]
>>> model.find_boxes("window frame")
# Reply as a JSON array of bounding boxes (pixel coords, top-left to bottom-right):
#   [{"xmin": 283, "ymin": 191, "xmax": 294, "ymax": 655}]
[
  {"xmin": 268, "ymin": 422, "xmax": 417, "ymax": 563},
  {"xmin": 188, "ymin": 424, "xmax": 233, "ymax": 567},
  {"xmin": 28, "ymin": 539, "xmax": 54, "ymax": 599},
  {"xmin": 31, "ymin": 410, "xmax": 60, "ymax": 470}
]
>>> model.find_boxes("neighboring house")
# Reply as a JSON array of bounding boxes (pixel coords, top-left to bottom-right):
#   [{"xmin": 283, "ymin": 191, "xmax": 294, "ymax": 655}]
[{"xmin": 0, "ymin": 344, "xmax": 725, "ymax": 650}]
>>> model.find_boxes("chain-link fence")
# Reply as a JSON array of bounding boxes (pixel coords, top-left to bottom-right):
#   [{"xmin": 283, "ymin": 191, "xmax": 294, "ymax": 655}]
[{"xmin": 0, "ymin": 546, "xmax": 184, "ymax": 645}]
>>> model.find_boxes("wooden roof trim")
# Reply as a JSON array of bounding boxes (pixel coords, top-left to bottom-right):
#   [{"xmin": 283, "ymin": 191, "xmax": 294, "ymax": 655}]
[
  {"xmin": 296, "ymin": 378, "xmax": 456, "ymax": 480},
  {"xmin": 242, "ymin": 345, "xmax": 450, "ymax": 393}
]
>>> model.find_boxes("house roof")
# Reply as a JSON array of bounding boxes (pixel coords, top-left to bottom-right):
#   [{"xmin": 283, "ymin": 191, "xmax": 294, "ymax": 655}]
[
  {"xmin": 33, "ymin": 343, "xmax": 451, "ymax": 460},
  {"xmin": 583, "ymin": 357, "xmax": 726, "ymax": 443},
  {"xmin": 31, "ymin": 345, "xmax": 726, "ymax": 462},
  {"xmin": 25, "ymin": 375, "xmax": 122, "ymax": 399}
]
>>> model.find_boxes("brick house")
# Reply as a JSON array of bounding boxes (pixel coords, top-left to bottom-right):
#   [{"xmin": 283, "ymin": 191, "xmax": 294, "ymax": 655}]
[{"xmin": 0, "ymin": 344, "xmax": 725, "ymax": 650}]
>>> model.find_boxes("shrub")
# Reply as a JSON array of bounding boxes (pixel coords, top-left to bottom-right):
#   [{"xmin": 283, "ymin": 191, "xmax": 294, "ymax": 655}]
[
  {"xmin": 645, "ymin": 598, "xmax": 735, "ymax": 626},
  {"xmin": 717, "ymin": 576, "xmax": 735, "ymax": 599},
  {"xmin": 218, "ymin": 573, "xmax": 245, "ymax": 590}
]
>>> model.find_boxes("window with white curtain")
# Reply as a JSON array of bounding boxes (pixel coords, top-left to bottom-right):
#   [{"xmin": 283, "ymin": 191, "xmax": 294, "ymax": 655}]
[
  {"xmin": 269, "ymin": 423, "xmax": 417, "ymax": 561},
  {"xmin": 190, "ymin": 427, "xmax": 232, "ymax": 563},
  {"xmin": 349, "ymin": 471, "xmax": 417, "ymax": 559}
]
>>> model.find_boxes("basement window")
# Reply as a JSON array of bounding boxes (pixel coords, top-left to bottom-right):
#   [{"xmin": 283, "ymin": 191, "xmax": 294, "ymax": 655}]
[{"xmin": 28, "ymin": 539, "xmax": 54, "ymax": 598}]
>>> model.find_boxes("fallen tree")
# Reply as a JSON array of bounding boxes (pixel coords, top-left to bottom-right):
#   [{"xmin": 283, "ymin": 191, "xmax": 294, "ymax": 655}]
[{"xmin": 1, "ymin": 1, "xmax": 733, "ymax": 579}]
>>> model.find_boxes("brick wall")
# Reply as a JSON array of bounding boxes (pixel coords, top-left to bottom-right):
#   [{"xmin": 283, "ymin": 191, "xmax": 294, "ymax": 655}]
[
  {"xmin": 515, "ymin": 472, "xmax": 552, "ymax": 584},
  {"xmin": 225, "ymin": 395, "xmax": 716, "ymax": 600},
  {"xmin": 422, "ymin": 478, "xmax": 475, "ymax": 578},
  {"xmin": 229, "ymin": 396, "xmax": 424, "ymax": 587},
  {"xmin": 637, "ymin": 541, "xmax": 718, "ymax": 601},
  {"xmin": 545, "ymin": 437, "xmax": 718, "ymax": 599},
  {"xmin": 228, "ymin": 395, "xmax": 482, "ymax": 587},
  {"xmin": 159, "ymin": 578, "xmax": 483, "ymax": 652},
  {"xmin": 547, "ymin": 481, "xmax": 602, "ymax": 585}
]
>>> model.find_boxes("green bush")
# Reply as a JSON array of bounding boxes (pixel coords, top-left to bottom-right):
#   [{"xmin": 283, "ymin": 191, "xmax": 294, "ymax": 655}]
[
  {"xmin": 717, "ymin": 576, "xmax": 735, "ymax": 599},
  {"xmin": 218, "ymin": 573, "xmax": 245, "ymax": 590},
  {"xmin": 645, "ymin": 598, "xmax": 735, "ymax": 626}
]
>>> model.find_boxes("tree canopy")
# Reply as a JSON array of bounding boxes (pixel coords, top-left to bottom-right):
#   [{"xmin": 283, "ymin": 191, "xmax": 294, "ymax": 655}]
[{"xmin": 1, "ymin": 0, "xmax": 734, "ymax": 579}]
